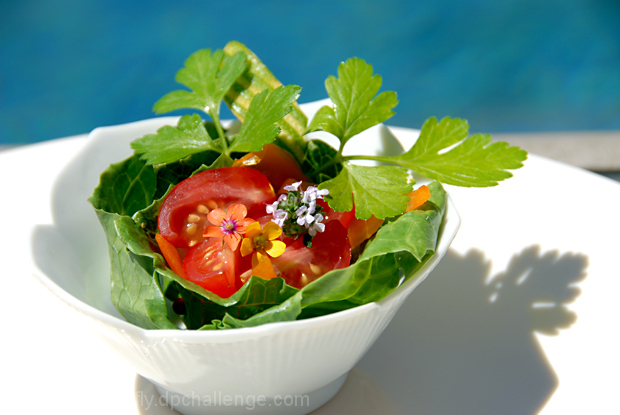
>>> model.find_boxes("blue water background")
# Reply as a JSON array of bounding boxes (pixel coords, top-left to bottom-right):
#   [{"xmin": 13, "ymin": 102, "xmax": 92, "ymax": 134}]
[{"xmin": 1, "ymin": 0, "xmax": 619, "ymax": 144}]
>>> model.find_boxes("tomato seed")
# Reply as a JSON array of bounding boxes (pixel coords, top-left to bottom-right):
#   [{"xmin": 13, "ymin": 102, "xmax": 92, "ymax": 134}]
[
  {"xmin": 300, "ymin": 274, "xmax": 309, "ymax": 286},
  {"xmin": 186, "ymin": 224, "xmax": 197, "ymax": 235},
  {"xmin": 187, "ymin": 214, "xmax": 200, "ymax": 223},
  {"xmin": 197, "ymin": 204, "xmax": 209, "ymax": 214},
  {"xmin": 204, "ymin": 258, "xmax": 215, "ymax": 267},
  {"xmin": 309, "ymin": 263, "xmax": 321, "ymax": 275}
]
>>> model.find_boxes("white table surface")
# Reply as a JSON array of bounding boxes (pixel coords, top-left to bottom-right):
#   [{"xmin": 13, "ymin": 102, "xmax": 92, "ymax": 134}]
[{"xmin": 2, "ymin": 131, "xmax": 620, "ymax": 414}]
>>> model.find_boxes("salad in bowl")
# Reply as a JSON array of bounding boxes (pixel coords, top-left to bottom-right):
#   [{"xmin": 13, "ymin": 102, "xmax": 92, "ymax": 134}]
[
  {"xmin": 88, "ymin": 41, "xmax": 526, "ymax": 331},
  {"xmin": 31, "ymin": 41, "xmax": 526, "ymax": 413}
]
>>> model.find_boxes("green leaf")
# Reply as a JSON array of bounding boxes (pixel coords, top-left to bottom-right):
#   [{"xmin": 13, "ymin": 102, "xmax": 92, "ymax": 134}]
[
  {"xmin": 228, "ymin": 84, "xmax": 302, "ymax": 153},
  {"xmin": 152, "ymin": 148, "xmax": 221, "ymax": 198},
  {"xmin": 360, "ymin": 181, "xmax": 445, "ymax": 261},
  {"xmin": 179, "ymin": 276, "xmax": 299, "ymax": 329},
  {"xmin": 306, "ymin": 105, "xmax": 343, "ymax": 139},
  {"xmin": 319, "ymin": 162, "xmax": 411, "ymax": 219},
  {"xmin": 88, "ymin": 154, "xmax": 157, "ymax": 217},
  {"xmin": 223, "ymin": 41, "xmax": 308, "ymax": 162},
  {"xmin": 91, "ymin": 210, "xmax": 175, "ymax": 329},
  {"xmin": 131, "ymin": 114, "xmax": 220, "ymax": 165},
  {"xmin": 392, "ymin": 117, "xmax": 528, "ymax": 187},
  {"xmin": 308, "ymin": 57, "xmax": 398, "ymax": 145},
  {"xmin": 153, "ymin": 49, "xmax": 247, "ymax": 119}
]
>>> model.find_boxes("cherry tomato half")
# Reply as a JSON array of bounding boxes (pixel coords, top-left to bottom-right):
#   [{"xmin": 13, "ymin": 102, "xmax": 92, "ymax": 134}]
[
  {"xmin": 234, "ymin": 143, "xmax": 308, "ymax": 190},
  {"xmin": 270, "ymin": 221, "xmax": 352, "ymax": 288},
  {"xmin": 183, "ymin": 237, "xmax": 239, "ymax": 298},
  {"xmin": 158, "ymin": 167, "xmax": 276, "ymax": 249},
  {"xmin": 316, "ymin": 199, "xmax": 355, "ymax": 229}
]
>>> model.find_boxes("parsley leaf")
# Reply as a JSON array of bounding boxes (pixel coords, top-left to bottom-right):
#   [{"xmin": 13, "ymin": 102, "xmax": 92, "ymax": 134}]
[
  {"xmin": 153, "ymin": 49, "xmax": 247, "ymax": 122},
  {"xmin": 131, "ymin": 48, "xmax": 300, "ymax": 167},
  {"xmin": 228, "ymin": 84, "xmax": 301, "ymax": 153},
  {"xmin": 307, "ymin": 57, "xmax": 398, "ymax": 147},
  {"xmin": 391, "ymin": 117, "xmax": 528, "ymax": 187},
  {"xmin": 319, "ymin": 163, "xmax": 411, "ymax": 219},
  {"xmin": 131, "ymin": 114, "xmax": 219, "ymax": 165}
]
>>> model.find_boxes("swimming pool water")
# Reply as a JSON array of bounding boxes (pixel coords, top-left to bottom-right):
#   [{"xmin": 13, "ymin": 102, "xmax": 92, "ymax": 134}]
[{"xmin": 1, "ymin": 0, "xmax": 619, "ymax": 144}]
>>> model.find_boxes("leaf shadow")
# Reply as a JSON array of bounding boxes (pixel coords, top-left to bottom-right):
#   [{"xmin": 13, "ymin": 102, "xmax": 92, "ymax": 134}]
[{"xmin": 316, "ymin": 245, "xmax": 588, "ymax": 415}]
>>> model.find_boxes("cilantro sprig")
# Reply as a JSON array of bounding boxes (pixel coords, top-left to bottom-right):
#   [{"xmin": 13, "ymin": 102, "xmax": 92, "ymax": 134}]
[
  {"xmin": 131, "ymin": 48, "xmax": 301, "ymax": 167},
  {"xmin": 306, "ymin": 58, "xmax": 527, "ymax": 219}
]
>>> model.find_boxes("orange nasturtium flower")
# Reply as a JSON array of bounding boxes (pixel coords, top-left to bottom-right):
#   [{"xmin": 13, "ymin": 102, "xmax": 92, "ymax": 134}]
[
  {"xmin": 240, "ymin": 221, "xmax": 287, "ymax": 280},
  {"xmin": 204, "ymin": 204, "xmax": 255, "ymax": 251}
]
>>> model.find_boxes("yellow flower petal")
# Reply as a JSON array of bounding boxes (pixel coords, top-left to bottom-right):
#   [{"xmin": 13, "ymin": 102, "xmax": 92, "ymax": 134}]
[
  {"xmin": 245, "ymin": 221, "xmax": 262, "ymax": 239},
  {"xmin": 264, "ymin": 240, "xmax": 286, "ymax": 258},
  {"xmin": 240, "ymin": 237, "xmax": 254, "ymax": 257},
  {"xmin": 263, "ymin": 221, "xmax": 282, "ymax": 240}
]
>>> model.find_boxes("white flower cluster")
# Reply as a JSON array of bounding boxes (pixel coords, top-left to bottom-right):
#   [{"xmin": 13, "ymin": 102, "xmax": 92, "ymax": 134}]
[{"xmin": 266, "ymin": 181, "xmax": 329, "ymax": 237}]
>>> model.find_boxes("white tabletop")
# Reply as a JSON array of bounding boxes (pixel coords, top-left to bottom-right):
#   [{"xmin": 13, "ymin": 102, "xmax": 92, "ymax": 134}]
[{"xmin": 2, "ymin": 131, "xmax": 620, "ymax": 414}]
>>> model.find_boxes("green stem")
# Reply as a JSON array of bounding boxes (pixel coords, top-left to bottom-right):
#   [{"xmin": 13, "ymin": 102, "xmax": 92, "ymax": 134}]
[
  {"xmin": 310, "ymin": 153, "xmax": 398, "ymax": 177},
  {"xmin": 210, "ymin": 110, "xmax": 229, "ymax": 154},
  {"xmin": 342, "ymin": 154, "xmax": 393, "ymax": 163}
]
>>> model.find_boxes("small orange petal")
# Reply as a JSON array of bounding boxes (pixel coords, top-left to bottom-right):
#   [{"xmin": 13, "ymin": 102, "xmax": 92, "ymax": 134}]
[
  {"xmin": 236, "ymin": 218, "xmax": 256, "ymax": 234},
  {"xmin": 224, "ymin": 232, "xmax": 241, "ymax": 251},
  {"xmin": 207, "ymin": 208, "xmax": 226, "ymax": 226},
  {"xmin": 204, "ymin": 226, "xmax": 224, "ymax": 238},
  {"xmin": 227, "ymin": 203, "xmax": 248, "ymax": 222}
]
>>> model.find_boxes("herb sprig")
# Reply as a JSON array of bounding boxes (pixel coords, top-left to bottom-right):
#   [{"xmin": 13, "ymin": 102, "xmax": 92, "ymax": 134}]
[
  {"xmin": 305, "ymin": 57, "xmax": 527, "ymax": 219},
  {"xmin": 131, "ymin": 42, "xmax": 527, "ymax": 221},
  {"xmin": 131, "ymin": 48, "xmax": 301, "ymax": 167}
]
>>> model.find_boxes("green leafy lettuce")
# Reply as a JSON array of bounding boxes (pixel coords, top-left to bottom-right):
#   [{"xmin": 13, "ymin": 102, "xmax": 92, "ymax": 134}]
[{"xmin": 90, "ymin": 154, "xmax": 446, "ymax": 329}]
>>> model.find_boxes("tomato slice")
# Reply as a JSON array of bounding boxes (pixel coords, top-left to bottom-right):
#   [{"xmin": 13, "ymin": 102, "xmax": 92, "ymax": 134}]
[
  {"xmin": 270, "ymin": 221, "xmax": 351, "ymax": 288},
  {"xmin": 158, "ymin": 167, "xmax": 276, "ymax": 249},
  {"xmin": 183, "ymin": 238, "xmax": 239, "ymax": 298},
  {"xmin": 316, "ymin": 199, "xmax": 355, "ymax": 228},
  {"xmin": 234, "ymin": 143, "xmax": 308, "ymax": 190}
]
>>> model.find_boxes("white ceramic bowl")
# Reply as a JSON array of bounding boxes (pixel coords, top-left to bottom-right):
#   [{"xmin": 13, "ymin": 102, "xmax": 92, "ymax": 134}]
[{"xmin": 29, "ymin": 103, "xmax": 460, "ymax": 415}]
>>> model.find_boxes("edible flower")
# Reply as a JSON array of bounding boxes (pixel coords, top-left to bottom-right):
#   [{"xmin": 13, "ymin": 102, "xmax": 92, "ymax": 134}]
[
  {"xmin": 267, "ymin": 181, "xmax": 329, "ymax": 240},
  {"xmin": 204, "ymin": 204, "xmax": 255, "ymax": 251},
  {"xmin": 240, "ymin": 221, "xmax": 286, "ymax": 279}
]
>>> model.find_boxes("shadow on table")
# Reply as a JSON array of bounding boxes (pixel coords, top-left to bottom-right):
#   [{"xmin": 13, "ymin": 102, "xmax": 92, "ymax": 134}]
[{"xmin": 319, "ymin": 245, "xmax": 587, "ymax": 415}]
